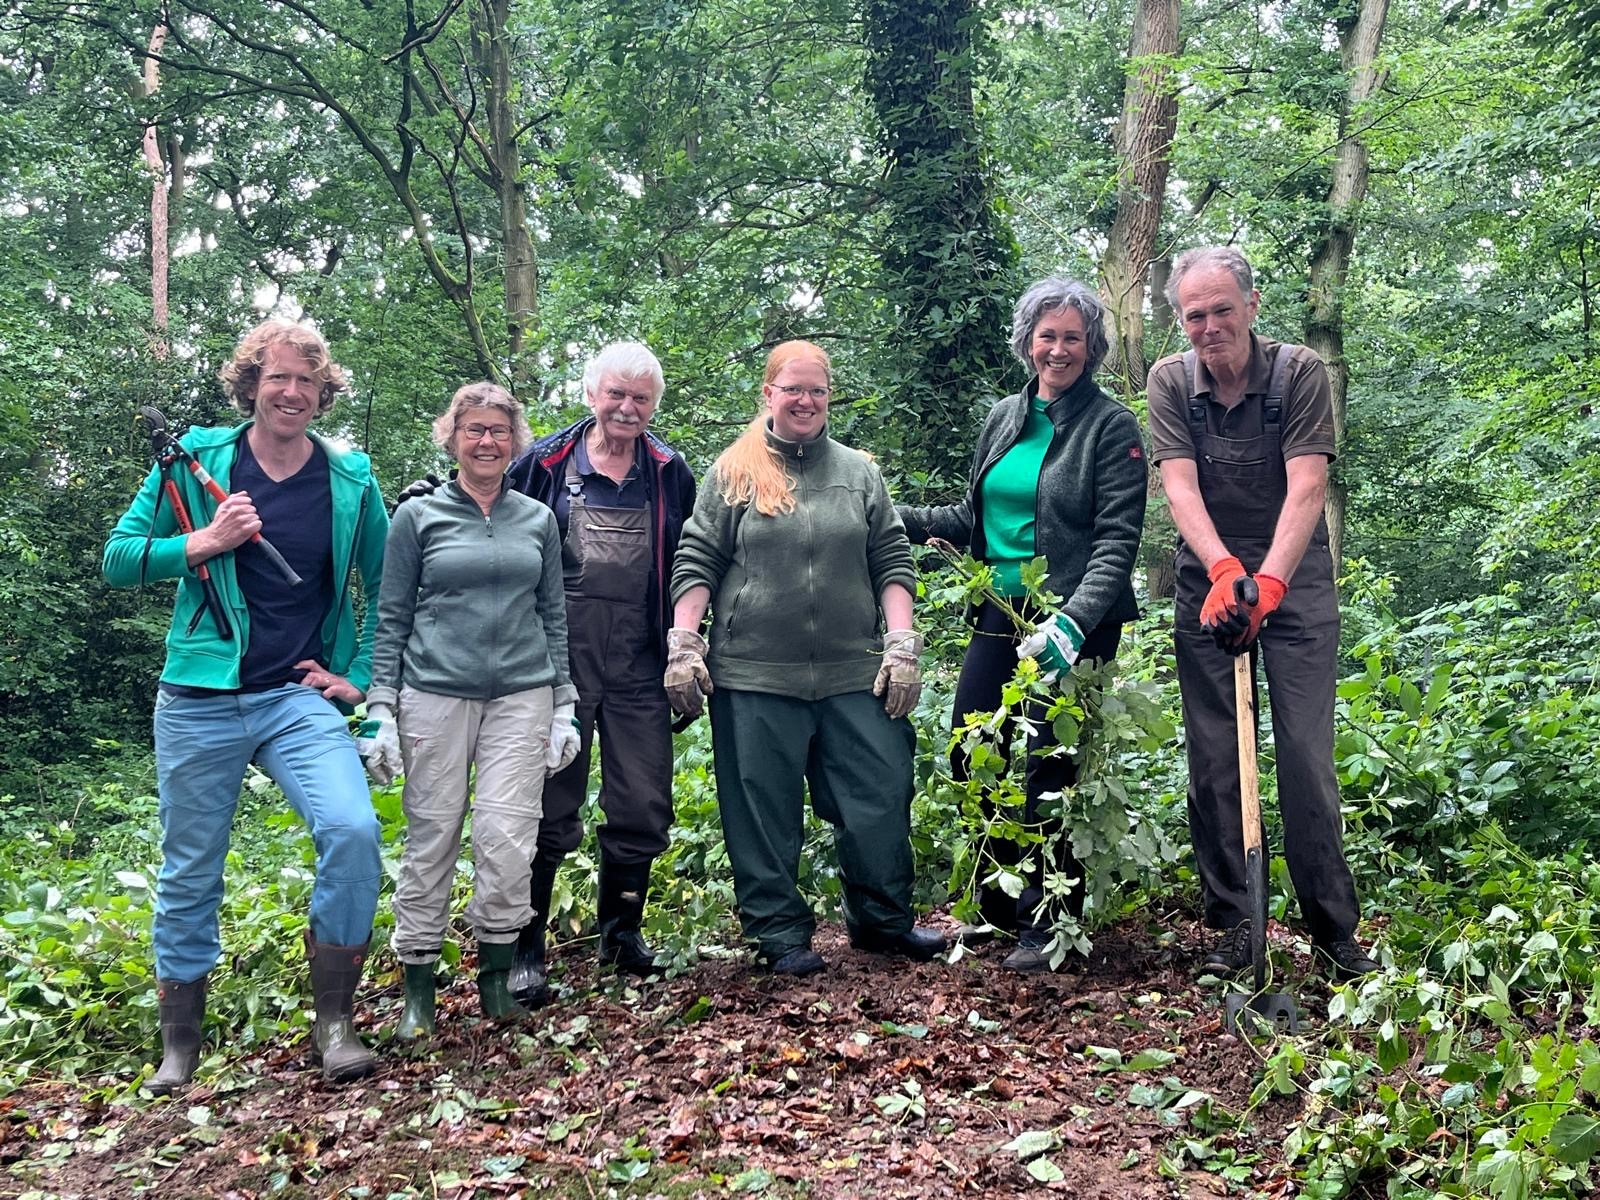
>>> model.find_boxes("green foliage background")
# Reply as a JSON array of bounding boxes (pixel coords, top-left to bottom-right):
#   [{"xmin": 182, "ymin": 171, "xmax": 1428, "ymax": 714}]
[{"xmin": 3, "ymin": 0, "xmax": 1600, "ymax": 1190}]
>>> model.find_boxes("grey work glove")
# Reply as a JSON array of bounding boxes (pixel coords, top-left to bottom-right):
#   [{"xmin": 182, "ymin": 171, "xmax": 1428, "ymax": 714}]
[
  {"xmin": 664, "ymin": 628, "xmax": 713, "ymax": 718},
  {"xmin": 356, "ymin": 702, "xmax": 403, "ymax": 786},
  {"xmin": 546, "ymin": 700, "xmax": 581, "ymax": 775},
  {"xmin": 873, "ymin": 630, "xmax": 924, "ymax": 718}
]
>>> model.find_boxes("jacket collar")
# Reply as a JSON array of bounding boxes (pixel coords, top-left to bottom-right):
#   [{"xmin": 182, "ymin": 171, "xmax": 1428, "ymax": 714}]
[
  {"xmin": 763, "ymin": 419, "xmax": 831, "ymax": 462},
  {"xmin": 531, "ymin": 416, "xmax": 677, "ymax": 471},
  {"xmin": 1023, "ymin": 371, "xmax": 1101, "ymax": 428},
  {"xmin": 185, "ymin": 420, "xmax": 370, "ymax": 480}
]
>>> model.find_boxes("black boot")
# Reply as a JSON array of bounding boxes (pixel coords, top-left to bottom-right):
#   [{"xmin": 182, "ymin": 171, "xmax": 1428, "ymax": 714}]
[
  {"xmin": 148, "ymin": 976, "xmax": 207, "ymax": 1095},
  {"xmin": 597, "ymin": 856, "xmax": 656, "ymax": 975},
  {"xmin": 305, "ymin": 934, "xmax": 376, "ymax": 1083},
  {"xmin": 955, "ymin": 884, "xmax": 1019, "ymax": 945},
  {"xmin": 509, "ymin": 854, "xmax": 561, "ymax": 1007}
]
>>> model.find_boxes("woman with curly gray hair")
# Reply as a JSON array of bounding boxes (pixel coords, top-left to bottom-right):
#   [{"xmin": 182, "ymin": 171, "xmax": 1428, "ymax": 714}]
[
  {"xmin": 364, "ymin": 382, "xmax": 579, "ymax": 1036},
  {"xmin": 898, "ymin": 276, "xmax": 1147, "ymax": 973}
]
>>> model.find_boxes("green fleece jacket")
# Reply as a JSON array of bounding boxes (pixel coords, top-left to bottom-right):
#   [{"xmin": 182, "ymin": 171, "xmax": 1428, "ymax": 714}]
[
  {"xmin": 899, "ymin": 373, "xmax": 1146, "ymax": 632},
  {"xmin": 671, "ymin": 425, "xmax": 916, "ymax": 700},
  {"xmin": 367, "ymin": 480, "xmax": 575, "ymax": 708},
  {"xmin": 102, "ymin": 423, "xmax": 389, "ymax": 694}
]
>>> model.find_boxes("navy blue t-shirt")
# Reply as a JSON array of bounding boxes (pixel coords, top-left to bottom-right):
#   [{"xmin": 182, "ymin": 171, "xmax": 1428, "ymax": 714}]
[{"xmin": 233, "ymin": 436, "xmax": 334, "ymax": 689}]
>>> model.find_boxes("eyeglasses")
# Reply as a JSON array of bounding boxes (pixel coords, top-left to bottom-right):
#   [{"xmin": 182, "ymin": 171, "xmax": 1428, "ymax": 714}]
[
  {"xmin": 773, "ymin": 385, "xmax": 831, "ymax": 401},
  {"xmin": 463, "ymin": 423, "xmax": 513, "ymax": 442},
  {"xmin": 601, "ymin": 386, "xmax": 655, "ymax": 406}
]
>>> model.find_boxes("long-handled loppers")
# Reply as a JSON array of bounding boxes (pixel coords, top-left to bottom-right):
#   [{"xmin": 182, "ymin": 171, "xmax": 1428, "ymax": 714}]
[
  {"xmin": 1222, "ymin": 575, "xmax": 1301, "ymax": 1035},
  {"xmin": 138, "ymin": 406, "xmax": 302, "ymax": 587}
]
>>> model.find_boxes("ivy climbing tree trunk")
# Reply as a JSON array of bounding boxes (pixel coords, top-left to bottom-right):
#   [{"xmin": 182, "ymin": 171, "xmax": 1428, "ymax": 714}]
[
  {"xmin": 862, "ymin": 0, "xmax": 1017, "ymax": 484},
  {"xmin": 1304, "ymin": 0, "xmax": 1389, "ymax": 567},
  {"xmin": 1099, "ymin": 0, "xmax": 1179, "ymax": 398}
]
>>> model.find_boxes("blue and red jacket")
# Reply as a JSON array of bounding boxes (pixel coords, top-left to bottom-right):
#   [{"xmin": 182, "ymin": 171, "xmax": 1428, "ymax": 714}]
[{"xmin": 506, "ymin": 418, "xmax": 696, "ymax": 660}]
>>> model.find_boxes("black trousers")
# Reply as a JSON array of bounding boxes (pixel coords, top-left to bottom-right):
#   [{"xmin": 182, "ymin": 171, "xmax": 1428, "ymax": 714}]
[
  {"xmin": 949, "ymin": 600, "xmax": 1122, "ymax": 930},
  {"xmin": 537, "ymin": 596, "xmax": 673, "ymax": 866},
  {"xmin": 1174, "ymin": 539, "xmax": 1359, "ymax": 943}
]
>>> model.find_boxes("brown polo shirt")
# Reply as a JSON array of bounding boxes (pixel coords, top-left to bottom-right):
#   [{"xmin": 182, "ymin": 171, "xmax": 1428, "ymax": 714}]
[{"xmin": 1147, "ymin": 335, "xmax": 1337, "ymax": 464}]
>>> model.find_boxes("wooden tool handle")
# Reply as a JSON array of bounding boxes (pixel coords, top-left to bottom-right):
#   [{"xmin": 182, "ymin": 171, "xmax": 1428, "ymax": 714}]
[{"xmin": 1234, "ymin": 652, "xmax": 1261, "ymax": 853}]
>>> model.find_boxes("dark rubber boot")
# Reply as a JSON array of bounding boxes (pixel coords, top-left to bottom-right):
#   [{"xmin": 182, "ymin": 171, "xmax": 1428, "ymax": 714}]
[
  {"xmin": 148, "ymin": 976, "xmax": 207, "ymax": 1095},
  {"xmin": 396, "ymin": 962, "xmax": 436, "ymax": 1040},
  {"xmin": 508, "ymin": 854, "xmax": 560, "ymax": 1007},
  {"xmin": 478, "ymin": 941, "xmax": 530, "ymax": 1020},
  {"xmin": 306, "ymin": 934, "xmax": 377, "ymax": 1082},
  {"xmin": 597, "ymin": 856, "xmax": 657, "ymax": 975}
]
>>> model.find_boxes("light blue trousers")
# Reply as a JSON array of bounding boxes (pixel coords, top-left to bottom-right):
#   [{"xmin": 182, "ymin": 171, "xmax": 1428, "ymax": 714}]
[{"xmin": 152, "ymin": 685, "xmax": 382, "ymax": 983}]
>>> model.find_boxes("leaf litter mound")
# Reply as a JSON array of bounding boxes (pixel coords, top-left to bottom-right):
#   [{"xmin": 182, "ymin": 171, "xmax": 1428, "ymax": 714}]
[{"xmin": 5, "ymin": 914, "xmax": 1333, "ymax": 1198}]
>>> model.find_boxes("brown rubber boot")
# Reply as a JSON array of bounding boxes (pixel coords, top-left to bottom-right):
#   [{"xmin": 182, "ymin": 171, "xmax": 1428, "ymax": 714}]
[
  {"xmin": 148, "ymin": 976, "xmax": 207, "ymax": 1095},
  {"xmin": 305, "ymin": 934, "xmax": 377, "ymax": 1082}
]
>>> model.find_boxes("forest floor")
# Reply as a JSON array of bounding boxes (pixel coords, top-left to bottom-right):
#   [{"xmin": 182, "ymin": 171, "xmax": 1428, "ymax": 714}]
[{"xmin": 3, "ymin": 912, "xmax": 1340, "ymax": 1200}]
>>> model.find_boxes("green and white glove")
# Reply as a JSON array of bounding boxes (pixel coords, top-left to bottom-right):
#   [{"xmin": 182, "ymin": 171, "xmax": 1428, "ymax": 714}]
[
  {"xmin": 546, "ymin": 699, "xmax": 581, "ymax": 774},
  {"xmin": 356, "ymin": 703, "xmax": 403, "ymax": 786},
  {"xmin": 1016, "ymin": 612, "xmax": 1086, "ymax": 683}
]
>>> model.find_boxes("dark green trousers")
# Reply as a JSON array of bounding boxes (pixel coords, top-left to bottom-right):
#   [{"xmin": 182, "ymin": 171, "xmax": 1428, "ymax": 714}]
[{"xmin": 709, "ymin": 688, "xmax": 917, "ymax": 958}]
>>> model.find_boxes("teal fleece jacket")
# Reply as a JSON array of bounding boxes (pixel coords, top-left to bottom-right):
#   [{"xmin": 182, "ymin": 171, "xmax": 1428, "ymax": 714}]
[
  {"xmin": 671, "ymin": 425, "xmax": 916, "ymax": 701},
  {"xmin": 102, "ymin": 423, "xmax": 390, "ymax": 694},
  {"xmin": 367, "ymin": 480, "xmax": 576, "ymax": 708}
]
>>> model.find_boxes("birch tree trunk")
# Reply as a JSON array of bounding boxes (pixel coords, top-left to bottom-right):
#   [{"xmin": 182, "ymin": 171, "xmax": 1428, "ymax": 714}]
[
  {"xmin": 139, "ymin": 24, "xmax": 169, "ymax": 358},
  {"xmin": 1304, "ymin": 0, "xmax": 1389, "ymax": 567}
]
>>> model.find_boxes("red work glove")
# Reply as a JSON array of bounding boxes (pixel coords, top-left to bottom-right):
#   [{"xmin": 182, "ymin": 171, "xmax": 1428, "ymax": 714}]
[
  {"xmin": 1199, "ymin": 556, "xmax": 1247, "ymax": 634},
  {"xmin": 1231, "ymin": 573, "xmax": 1288, "ymax": 650}
]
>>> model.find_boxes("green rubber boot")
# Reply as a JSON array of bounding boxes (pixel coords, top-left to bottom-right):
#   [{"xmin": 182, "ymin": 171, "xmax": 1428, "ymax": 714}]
[
  {"xmin": 396, "ymin": 962, "xmax": 436, "ymax": 1040},
  {"xmin": 477, "ymin": 941, "xmax": 530, "ymax": 1021}
]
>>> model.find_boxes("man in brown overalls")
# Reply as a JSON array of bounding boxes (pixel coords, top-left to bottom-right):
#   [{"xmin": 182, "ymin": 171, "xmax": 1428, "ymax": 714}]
[{"xmin": 1147, "ymin": 247, "xmax": 1378, "ymax": 980}]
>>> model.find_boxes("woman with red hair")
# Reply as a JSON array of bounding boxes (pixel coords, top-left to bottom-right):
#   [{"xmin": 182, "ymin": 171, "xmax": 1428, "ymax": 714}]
[{"xmin": 666, "ymin": 341, "xmax": 945, "ymax": 976}]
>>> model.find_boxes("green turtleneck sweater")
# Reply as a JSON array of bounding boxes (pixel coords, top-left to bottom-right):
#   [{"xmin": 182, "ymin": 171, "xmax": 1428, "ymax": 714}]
[{"xmin": 979, "ymin": 393, "xmax": 1054, "ymax": 596}]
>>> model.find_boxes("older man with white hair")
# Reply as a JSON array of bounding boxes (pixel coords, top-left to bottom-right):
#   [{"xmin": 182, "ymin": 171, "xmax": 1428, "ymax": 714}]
[{"xmin": 502, "ymin": 343, "xmax": 697, "ymax": 995}]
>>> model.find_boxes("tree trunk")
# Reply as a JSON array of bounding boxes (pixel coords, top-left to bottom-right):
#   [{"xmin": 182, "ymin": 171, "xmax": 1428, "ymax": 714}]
[
  {"xmin": 139, "ymin": 24, "xmax": 169, "ymax": 358},
  {"xmin": 471, "ymin": 0, "xmax": 538, "ymax": 391},
  {"xmin": 1099, "ymin": 0, "xmax": 1179, "ymax": 398},
  {"xmin": 1303, "ymin": 0, "xmax": 1388, "ymax": 568},
  {"xmin": 861, "ymin": 0, "xmax": 1018, "ymax": 484}
]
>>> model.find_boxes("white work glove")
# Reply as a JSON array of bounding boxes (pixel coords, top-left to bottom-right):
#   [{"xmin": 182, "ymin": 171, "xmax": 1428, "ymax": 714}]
[
  {"xmin": 663, "ymin": 628, "xmax": 713, "ymax": 718},
  {"xmin": 356, "ymin": 703, "xmax": 403, "ymax": 786},
  {"xmin": 872, "ymin": 630, "xmax": 924, "ymax": 718},
  {"xmin": 546, "ymin": 700, "xmax": 581, "ymax": 775},
  {"xmin": 1016, "ymin": 611, "xmax": 1086, "ymax": 683}
]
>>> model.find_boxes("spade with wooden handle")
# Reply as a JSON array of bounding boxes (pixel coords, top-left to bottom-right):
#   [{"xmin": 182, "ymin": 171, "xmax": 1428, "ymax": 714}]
[{"xmin": 1222, "ymin": 575, "xmax": 1301, "ymax": 1035}]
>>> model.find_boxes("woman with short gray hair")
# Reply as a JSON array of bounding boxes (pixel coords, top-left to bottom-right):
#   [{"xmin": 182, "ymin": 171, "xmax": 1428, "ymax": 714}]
[
  {"xmin": 365, "ymin": 381, "xmax": 577, "ymax": 1036},
  {"xmin": 899, "ymin": 275, "xmax": 1147, "ymax": 972}
]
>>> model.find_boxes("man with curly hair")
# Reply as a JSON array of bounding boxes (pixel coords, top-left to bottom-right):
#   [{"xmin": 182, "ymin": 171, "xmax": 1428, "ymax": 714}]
[{"xmin": 104, "ymin": 319, "xmax": 390, "ymax": 1091}]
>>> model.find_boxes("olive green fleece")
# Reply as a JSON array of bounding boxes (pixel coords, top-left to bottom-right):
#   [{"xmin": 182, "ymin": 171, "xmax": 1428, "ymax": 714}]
[
  {"xmin": 670, "ymin": 425, "xmax": 916, "ymax": 701},
  {"xmin": 102, "ymin": 422, "xmax": 389, "ymax": 695}
]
